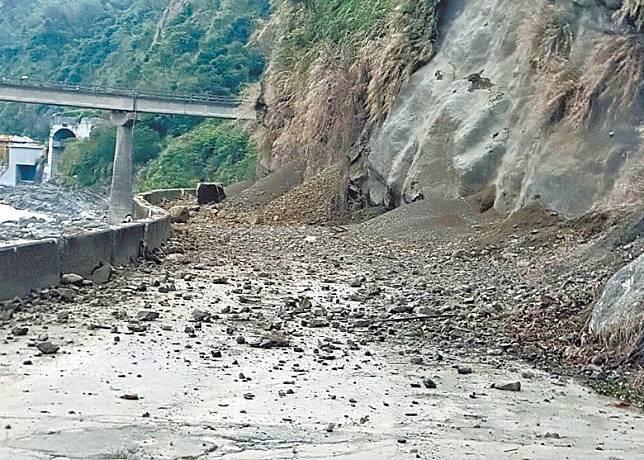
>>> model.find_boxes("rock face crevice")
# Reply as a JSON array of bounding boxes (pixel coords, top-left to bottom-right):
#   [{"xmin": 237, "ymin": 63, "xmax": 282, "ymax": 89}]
[{"xmin": 366, "ymin": 0, "xmax": 643, "ymax": 217}]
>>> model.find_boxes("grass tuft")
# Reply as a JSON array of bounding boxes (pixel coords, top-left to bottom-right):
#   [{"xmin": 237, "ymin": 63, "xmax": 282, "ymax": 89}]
[
  {"xmin": 593, "ymin": 379, "xmax": 644, "ymax": 408},
  {"xmin": 616, "ymin": 0, "xmax": 644, "ymax": 31},
  {"xmin": 569, "ymin": 35, "xmax": 643, "ymax": 128},
  {"xmin": 254, "ymin": 0, "xmax": 442, "ymax": 180}
]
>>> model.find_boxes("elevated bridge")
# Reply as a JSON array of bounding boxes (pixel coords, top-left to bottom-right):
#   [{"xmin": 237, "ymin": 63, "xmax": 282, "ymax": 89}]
[
  {"xmin": 0, "ymin": 79, "xmax": 256, "ymax": 223},
  {"xmin": 0, "ymin": 80, "xmax": 254, "ymax": 119}
]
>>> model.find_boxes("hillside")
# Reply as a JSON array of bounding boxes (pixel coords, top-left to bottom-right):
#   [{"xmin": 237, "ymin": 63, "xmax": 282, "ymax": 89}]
[
  {"xmin": 256, "ymin": 0, "xmax": 643, "ymax": 217},
  {"xmin": 0, "ymin": 0, "xmax": 268, "ymax": 188}
]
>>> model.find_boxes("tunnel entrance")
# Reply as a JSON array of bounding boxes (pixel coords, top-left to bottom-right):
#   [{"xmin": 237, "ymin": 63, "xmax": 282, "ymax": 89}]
[{"xmin": 48, "ymin": 127, "xmax": 77, "ymax": 178}]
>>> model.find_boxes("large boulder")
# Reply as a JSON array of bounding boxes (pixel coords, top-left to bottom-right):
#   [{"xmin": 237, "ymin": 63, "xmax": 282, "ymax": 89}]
[
  {"xmin": 169, "ymin": 206, "xmax": 190, "ymax": 223},
  {"xmin": 590, "ymin": 253, "xmax": 644, "ymax": 335},
  {"xmin": 197, "ymin": 183, "xmax": 226, "ymax": 205}
]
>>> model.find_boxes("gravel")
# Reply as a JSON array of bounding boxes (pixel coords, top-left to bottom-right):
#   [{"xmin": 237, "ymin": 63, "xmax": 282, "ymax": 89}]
[{"xmin": 0, "ymin": 183, "xmax": 108, "ymax": 242}]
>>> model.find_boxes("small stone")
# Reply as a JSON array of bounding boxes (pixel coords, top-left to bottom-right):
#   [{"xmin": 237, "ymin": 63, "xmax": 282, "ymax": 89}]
[
  {"xmin": 91, "ymin": 264, "xmax": 112, "ymax": 284},
  {"xmin": 169, "ymin": 206, "xmax": 190, "ymax": 223},
  {"xmin": 349, "ymin": 277, "xmax": 363, "ymax": 288},
  {"xmin": 36, "ymin": 341, "xmax": 59, "ymax": 355},
  {"xmin": 423, "ymin": 377, "xmax": 437, "ymax": 389},
  {"xmin": 61, "ymin": 273, "xmax": 84, "ymax": 286},
  {"xmin": 307, "ymin": 318, "xmax": 329, "ymax": 328},
  {"xmin": 128, "ymin": 323, "xmax": 147, "ymax": 333},
  {"xmin": 457, "ymin": 366, "xmax": 473, "ymax": 375},
  {"xmin": 137, "ymin": 310, "xmax": 160, "ymax": 321},
  {"xmin": 11, "ymin": 326, "xmax": 28, "ymax": 336},
  {"xmin": 192, "ymin": 309, "xmax": 211, "ymax": 322},
  {"xmin": 410, "ymin": 356, "xmax": 424, "ymax": 365},
  {"xmin": 492, "ymin": 381, "xmax": 521, "ymax": 392}
]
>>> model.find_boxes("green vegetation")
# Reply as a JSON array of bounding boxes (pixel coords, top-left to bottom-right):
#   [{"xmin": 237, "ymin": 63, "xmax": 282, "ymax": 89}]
[
  {"xmin": 275, "ymin": 0, "xmax": 438, "ymax": 74},
  {"xmin": 593, "ymin": 379, "xmax": 644, "ymax": 409},
  {"xmin": 138, "ymin": 120, "xmax": 256, "ymax": 190},
  {"xmin": 58, "ymin": 122, "xmax": 163, "ymax": 187},
  {"xmin": 276, "ymin": 0, "xmax": 395, "ymax": 71},
  {"xmin": 0, "ymin": 0, "xmax": 269, "ymax": 187}
]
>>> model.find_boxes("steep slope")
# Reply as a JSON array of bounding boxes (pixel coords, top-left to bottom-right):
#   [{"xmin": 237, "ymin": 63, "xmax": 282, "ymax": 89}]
[
  {"xmin": 258, "ymin": 0, "xmax": 643, "ymax": 217},
  {"xmin": 367, "ymin": 0, "xmax": 643, "ymax": 216}
]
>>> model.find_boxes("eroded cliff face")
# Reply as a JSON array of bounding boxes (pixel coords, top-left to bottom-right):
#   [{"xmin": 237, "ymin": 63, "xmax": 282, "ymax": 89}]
[
  {"xmin": 257, "ymin": 0, "xmax": 642, "ymax": 217},
  {"xmin": 366, "ymin": 0, "xmax": 643, "ymax": 216}
]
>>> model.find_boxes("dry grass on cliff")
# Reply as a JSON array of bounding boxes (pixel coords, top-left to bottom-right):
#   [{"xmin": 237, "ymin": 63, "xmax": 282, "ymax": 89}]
[
  {"xmin": 519, "ymin": 4, "xmax": 578, "ymax": 126},
  {"xmin": 361, "ymin": 1, "xmax": 437, "ymax": 121},
  {"xmin": 520, "ymin": 4, "xmax": 573, "ymax": 73},
  {"xmin": 569, "ymin": 35, "xmax": 643, "ymax": 128},
  {"xmin": 520, "ymin": 5, "xmax": 643, "ymax": 129},
  {"xmin": 596, "ymin": 316, "xmax": 644, "ymax": 362},
  {"xmin": 616, "ymin": 0, "xmax": 644, "ymax": 31},
  {"xmin": 254, "ymin": 48, "xmax": 365, "ymax": 178},
  {"xmin": 253, "ymin": 0, "xmax": 440, "ymax": 184}
]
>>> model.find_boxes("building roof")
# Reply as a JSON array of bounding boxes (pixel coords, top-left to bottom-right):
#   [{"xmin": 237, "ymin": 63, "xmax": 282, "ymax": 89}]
[
  {"xmin": 0, "ymin": 134, "xmax": 35, "ymax": 143},
  {"xmin": 0, "ymin": 135, "xmax": 44, "ymax": 149}
]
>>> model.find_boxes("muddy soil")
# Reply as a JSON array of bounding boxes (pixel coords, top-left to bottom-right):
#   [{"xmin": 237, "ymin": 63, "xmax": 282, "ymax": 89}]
[{"xmin": 1, "ymin": 202, "xmax": 643, "ymax": 459}]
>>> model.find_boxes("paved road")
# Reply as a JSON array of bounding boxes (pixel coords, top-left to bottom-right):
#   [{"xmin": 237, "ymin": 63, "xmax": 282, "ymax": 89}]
[{"xmin": 1, "ymin": 220, "xmax": 643, "ymax": 459}]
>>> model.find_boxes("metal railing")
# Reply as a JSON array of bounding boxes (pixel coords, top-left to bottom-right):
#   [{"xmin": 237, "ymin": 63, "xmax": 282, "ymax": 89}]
[{"xmin": 0, "ymin": 77, "xmax": 246, "ymax": 107}]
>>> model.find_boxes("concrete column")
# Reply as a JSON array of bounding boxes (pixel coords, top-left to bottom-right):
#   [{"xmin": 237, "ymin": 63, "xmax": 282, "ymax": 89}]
[{"xmin": 108, "ymin": 111, "xmax": 136, "ymax": 224}]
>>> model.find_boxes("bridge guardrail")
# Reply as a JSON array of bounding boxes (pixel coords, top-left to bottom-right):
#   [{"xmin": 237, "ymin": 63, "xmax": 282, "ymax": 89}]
[{"xmin": 0, "ymin": 77, "xmax": 247, "ymax": 107}]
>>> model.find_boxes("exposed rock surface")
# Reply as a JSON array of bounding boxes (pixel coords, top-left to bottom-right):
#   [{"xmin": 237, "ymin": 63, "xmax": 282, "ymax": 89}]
[
  {"xmin": 591, "ymin": 252, "xmax": 644, "ymax": 334},
  {"xmin": 366, "ymin": 0, "xmax": 643, "ymax": 216}
]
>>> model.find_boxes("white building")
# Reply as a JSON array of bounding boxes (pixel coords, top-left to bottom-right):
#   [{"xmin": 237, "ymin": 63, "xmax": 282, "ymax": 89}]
[{"xmin": 0, "ymin": 135, "xmax": 46, "ymax": 187}]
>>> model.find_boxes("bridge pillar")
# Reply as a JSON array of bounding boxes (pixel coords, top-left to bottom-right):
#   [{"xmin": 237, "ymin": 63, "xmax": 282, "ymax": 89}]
[{"xmin": 108, "ymin": 112, "xmax": 136, "ymax": 224}]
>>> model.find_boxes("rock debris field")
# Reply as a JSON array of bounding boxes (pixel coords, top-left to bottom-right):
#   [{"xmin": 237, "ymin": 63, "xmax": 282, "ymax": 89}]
[
  {"xmin": 1, "ymin": 197, "xmax": 643, "ymax": 459},
  {"xmin": 0, "ymin": 184, "xmax": 108, "ymax": 243}
]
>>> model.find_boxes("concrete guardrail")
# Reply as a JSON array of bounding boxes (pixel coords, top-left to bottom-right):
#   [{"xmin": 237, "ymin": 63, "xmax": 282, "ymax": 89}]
[{"xmin": 0, "ymin": 188, "xmax": 196, "ymax": 302}]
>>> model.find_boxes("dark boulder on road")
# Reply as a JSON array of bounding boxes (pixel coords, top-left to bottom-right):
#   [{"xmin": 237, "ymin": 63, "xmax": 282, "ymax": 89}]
[{"xmin": 197, "ymin": 183, "xmax": 226, "ymax": 205}]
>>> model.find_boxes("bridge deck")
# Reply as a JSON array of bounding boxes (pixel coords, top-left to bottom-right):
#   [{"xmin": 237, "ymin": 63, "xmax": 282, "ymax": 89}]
[{"xmin": 0, "ymin": 81, "xmax": 255, "ymax": 120}]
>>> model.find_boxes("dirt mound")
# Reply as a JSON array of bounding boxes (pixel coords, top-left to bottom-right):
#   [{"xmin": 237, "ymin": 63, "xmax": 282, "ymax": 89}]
[
  {"xmin": 256, "ymin": 163, "xmax": 346, "ymax": 226},
  {"xmin": 224, "ymin": 163, "xmax": 303, "ymax": 212},
  {"xmin": 224, "ymin": 180, "xmax": 254, "ymax": 198},
  {"xmin": 355, "ymin": 197, "xmax": 494, "ymax": 242},
  {"xmin": 500, "ymin": 201, "xmax": 564, "ymax": 232}
]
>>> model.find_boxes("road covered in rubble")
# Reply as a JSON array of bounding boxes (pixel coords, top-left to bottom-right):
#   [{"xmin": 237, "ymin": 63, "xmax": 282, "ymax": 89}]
[{"xmin": 1, "ymin": 198, "xmax": 643, "ymax": 459}]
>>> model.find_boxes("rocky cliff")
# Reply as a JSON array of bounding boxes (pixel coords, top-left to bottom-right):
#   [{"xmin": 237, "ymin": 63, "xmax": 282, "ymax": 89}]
[{"xmin": 259, "ymin": 0, "xmax": 643, "ymax": 217}]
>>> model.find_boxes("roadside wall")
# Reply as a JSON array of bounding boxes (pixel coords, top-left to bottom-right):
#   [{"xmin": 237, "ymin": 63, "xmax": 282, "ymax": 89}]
[{"xmin": 0, "ymin": 189, "xmax": 193, "ymax": 301}]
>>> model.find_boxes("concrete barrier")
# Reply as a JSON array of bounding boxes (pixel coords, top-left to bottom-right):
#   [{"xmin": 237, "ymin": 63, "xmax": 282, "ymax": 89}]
[
  {"xmin": 112, "ymin": 223, "xmax": 145, "ymax": 266},
  {"xmin": 59, "ymin": 230, "xmax": 113, "ymax": 277},
  {"xmin": 0, "ymin": 239, "xmax": 59, "ymax": 300},
  {"xmin": 0, "ymin": 188, "xmax": 195, "ymax": 302},
  {"xmin": 145, "ymin": 218, "xmax": 171, "ymax": 250}
]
